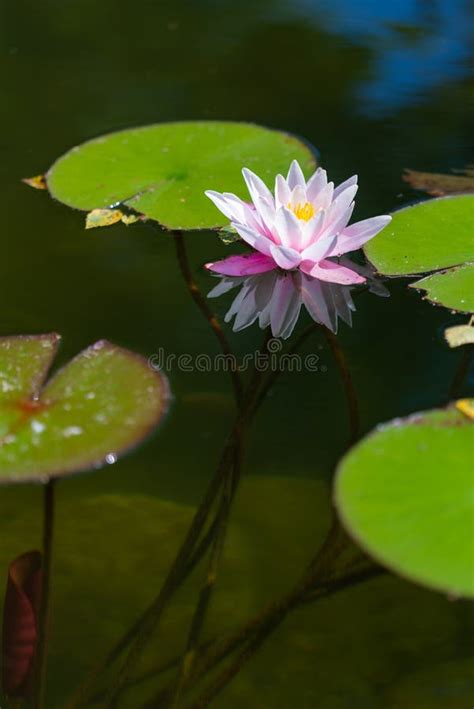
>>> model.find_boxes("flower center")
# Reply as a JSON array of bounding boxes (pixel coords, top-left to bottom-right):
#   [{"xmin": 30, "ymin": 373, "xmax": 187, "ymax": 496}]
[{"xmin": 288, "ymin": 201, "xmax": 315, "ymax": 222}]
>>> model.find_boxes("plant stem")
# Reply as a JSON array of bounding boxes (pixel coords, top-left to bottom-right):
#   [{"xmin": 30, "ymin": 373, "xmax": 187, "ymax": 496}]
[
  {"xmin": 449, "ymin": 344, "xmax": 473, "ymax": 400},
  {"xmin": 322, "ymin": 328, "xmax": 360, "ymax": 445},
  {"xmin": 104, "ymin": 341, "xmax": 268, "ymax": 707},
  {"xmin": 170, "ymin": 451, "xmax": 241, "ymax": 707},
  {"xmin": 174, "ymin": 231, "xmax": 244, "ymax": 408},
  {"xmin": 32, "ymin": 479, "xmax": 55, "ymax": 709}
]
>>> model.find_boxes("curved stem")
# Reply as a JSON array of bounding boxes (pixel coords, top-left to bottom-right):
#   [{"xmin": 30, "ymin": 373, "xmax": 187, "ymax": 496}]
[
  {"xmin": 32, "ymin": 480, "xmax": 55, "ymax": 709},
  {"xmin": 104, "ymin": 339, "xmax": 268, "ymax": 707},
  {"xmin": 322, "ymin": 328, "xmax": 360, "ymax": 446},
  {"xmin": 174, "ymin": 231, "xmax": 244, "ymax": 409},
  {"xmin": 449, "ymin": 344, "xmax": 473, "ymax": 400}
]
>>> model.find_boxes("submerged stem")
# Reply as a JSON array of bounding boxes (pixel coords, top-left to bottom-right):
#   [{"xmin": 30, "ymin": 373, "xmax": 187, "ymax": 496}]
[
  {"xmin": 174, "ymin": 231, "xmax": 244, "ymax": 409},
  {"xmin": 449, "ymin": 344, "xmax": 473, "ymax": 400},
  {"xmin": 323, "ymin": 328, "xmax": 360, "ymax": 446},
  {"xmin": 32, "ymin": 479, "xmax": 55, "ymax": 709}
]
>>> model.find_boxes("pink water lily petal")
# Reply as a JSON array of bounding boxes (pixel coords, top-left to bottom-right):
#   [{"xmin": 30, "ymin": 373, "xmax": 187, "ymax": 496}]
[
  {"xmin": 270, "ymin": 243, "xmax": 302, "ymax": 270},
  {"xmin": 275, "ymin": 174, "xmax": 291, "ymax": 209},
  {"xmin": 313, "ymin": 181, "xmax": 335, "ymax": 212},
  {"xmin": 287, "ymin": 160, "xmax": 306, "ymax": 190},
  {"xmin": 306, "ymin": 168, "xmax": 327, "ymax": 203},
  {"xmin": 332, "ymin": 215, "xmax": 392, "ymax": 255},
  {"xmin": 232, "ymin": 222, "xmax": 274, "ymax": 257},
  {"xmin": 319, "ymin": 202, "xmax": 354, "ymax": 243},
  {"xmin": 242, "ymin": 168, "xmax": 274, "ymax": 208},
  {"xmin": 308, "ymin": 259, "xmax": 367, "ymax": 285},
  {"xmin": 274, "ymin": 206, "xmax": 303, "ymax": 249},
  {"xmin": 333, "ymin": 174, "xmax": 358, "ymax": 199},
  {"xmin": 301, "ymin": 209, "xmax": 326, "ymax": 249},
  {"xmin": 205, "ymin": 252, "xmax": 277, "ymax": 276},
  {"xmin": 322, "ymin": 184, "xmax": 358, "ymax": 230},
  {"xmin": 300, "ymin": 234, "xmax": 338, "ymax": 265}
]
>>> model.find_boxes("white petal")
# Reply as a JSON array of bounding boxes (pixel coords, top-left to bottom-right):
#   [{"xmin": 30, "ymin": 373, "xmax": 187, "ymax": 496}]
[
  {"xmin": 334, "ymin": 215, "xmax": 392, "ymax": 255},
  {"xmin": 242, "ymin": 168, "xmax": 274, "ymax": 208},
  {"xmin": 275, "ymin": 174, "xmax": 291, "ymax": 208},
  {"xmin": 301, "ymin": 234, "xmax": 337, "ymax": 263},
  {"xmin": 288, "ymin": 184, "xmax": 307, "ymax": 209},
  {"xmin": 306, "ymin": 168, "xmax": 327, "ymax": 202},
  {"xmin": 333, "ymin": 174, "xmax": 358, "ymax": 199},
  {"xmin": 232, "ymin": 222, "xmax": 275, "ymax": 257},
  {"xmin": 313, "ymin": 182, "xmax": 334, "ymax": 211},
  {"xmin": 301, "ymin": 209, "xmax": 326, "ymax": 249},
  {"xmin": 269, "ymin": 243, "xmax": 302, "ymax": 270},
  {"xmin": 287, "ymin": 160, "xmax": 306, "ymax": 190},
  {"xmin": 274, "ymin": 206, "xmax": 303, "ymax": 249}
]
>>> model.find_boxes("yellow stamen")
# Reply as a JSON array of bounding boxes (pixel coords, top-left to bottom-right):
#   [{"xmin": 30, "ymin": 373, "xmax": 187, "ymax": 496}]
[{"xmin": 288, "ymin": 201, "xmax": 315, "ymax": 222}]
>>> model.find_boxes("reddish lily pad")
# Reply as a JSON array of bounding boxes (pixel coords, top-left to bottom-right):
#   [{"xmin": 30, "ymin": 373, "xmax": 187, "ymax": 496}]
[{"xmin": 0, "ymin": 335, "xmax": 169, "ymax": 484}]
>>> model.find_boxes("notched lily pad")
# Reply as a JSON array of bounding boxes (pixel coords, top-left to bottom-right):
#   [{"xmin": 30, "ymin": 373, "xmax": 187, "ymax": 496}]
[
  {"xmin": 44, "ymin": 121, "xmax": 316, "ymax": 231},
  {"xmin": 334, "ymin": 405, "xmax": 474, "ymax": 598},
  {"xmin": 410, "ymin": 263, "xmax": 474, "ymax": 314},
  {"xmin": 365, "ymin": 195, "xmax": 474, "ymax": 277},
  {"xmin": 0, "ymin": 335, "xmax": 169, "ymax": 484}
]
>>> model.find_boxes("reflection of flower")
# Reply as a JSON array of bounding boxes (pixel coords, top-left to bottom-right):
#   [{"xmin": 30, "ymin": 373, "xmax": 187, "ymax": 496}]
[
  {"xmin": 205, "ymin": 161, "xmax": 391, "ymax": 338},
  {"xmin": 208, "ymin": 265, "xmax": 388, "ymax": 339},
  {"xmin": 205, "ymin": 160, "xmax": 391, "ymax": 284}
]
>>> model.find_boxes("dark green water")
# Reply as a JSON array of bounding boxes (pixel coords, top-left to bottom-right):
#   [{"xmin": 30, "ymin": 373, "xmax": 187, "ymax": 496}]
[{"xmin": 1, "ymin": 0, "xmax": 473, "ymax": 706}]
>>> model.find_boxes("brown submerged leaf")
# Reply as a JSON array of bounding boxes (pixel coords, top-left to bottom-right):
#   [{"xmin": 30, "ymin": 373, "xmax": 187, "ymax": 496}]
[
  {"xmin": 403, "ymin": 168, "xmax": 474, "ymax": 196},
  {"xmin": 2, "ymin": 551, "xmax": 43, "ymax": 697}
]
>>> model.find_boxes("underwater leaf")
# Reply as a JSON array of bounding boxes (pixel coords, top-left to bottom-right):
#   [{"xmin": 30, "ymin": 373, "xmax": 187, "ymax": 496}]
[
  {"xmin": 45, "ymin": 121, "xmax": 316, "ymax": 231},
  {"xmin": 335, "ymin": 405, "xmax": 474, "ymax": 598},
  {"xmin": 410, "ymin": 263, "xmax": 474, "ymax": 313},
  {"xmin": 2, "ymin": 550, "xmax": 42, "ymax": 697},
  {"xmin": 364, "ymin": 195, "xmax": 474, "ymax": 277},
  {"xmin": 403, "ymin": 168, "xmax": 474, "ymax": 196},
  {"xmin": 85, "ymin": 208, "xmax": 123, "ymax": 230},
  {"xmin": 0, "ymin": 335, "xmax": 169, "ymax": 484},
  {"xmin": 22, "ymin": 175, "xmax": 47, "ymax": 190},
  {"xmin": 1, "ymin": 477, "xmax": 470, "ymax": 708},
  {"xmin": 445, "ymin": 320, "xmax": 474, "ymax": 348}
]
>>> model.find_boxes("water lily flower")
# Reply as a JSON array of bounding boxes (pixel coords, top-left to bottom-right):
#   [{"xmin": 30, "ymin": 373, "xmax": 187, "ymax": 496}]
[
  {"xmin": 204, "ymin": 161, "xmax": 391, "ymax": 337},
  {"xmin": 205, "ymin": 160, "xmax": 391, "ymax": 284}
]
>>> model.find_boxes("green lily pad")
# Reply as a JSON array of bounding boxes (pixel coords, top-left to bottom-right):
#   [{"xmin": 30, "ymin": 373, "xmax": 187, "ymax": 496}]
[
  {"xmin": 364, "ymin": 195, "xmax": 474, "ymax": 277},
  {"xmin": 45, "ymin": 121, "xmax": 316, "ymax": 231},
  {"xmin": 410, "ymin": 263, "xmax": 474, "ymax": 313},
  {"xmin": 0, "ymin": 335, "xmax": 169, "ymax": 484},
  {"xmin": 334, "ymin": 405, "xmax": 474, "ymax": 598}
]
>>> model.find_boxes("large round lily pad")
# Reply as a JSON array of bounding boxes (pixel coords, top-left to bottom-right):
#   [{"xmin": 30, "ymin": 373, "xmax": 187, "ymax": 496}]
[
  {"xmin": 45, "ymin": 121, "xmax": 316, "ymax": 231},
  {"xmin": 0, "ymin": 334, "xmax": 169, "ymax": 484},
  {"xmin": 364, "ymin": 195, "xmax": 474, "ymax": 276},
  {"xmin": 334, "ymin": 405, "xmax": 474, "ymax": 598},
  {"xmin": 410, "ymin": 262, "xmax": 474, "ymax": 313}
]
